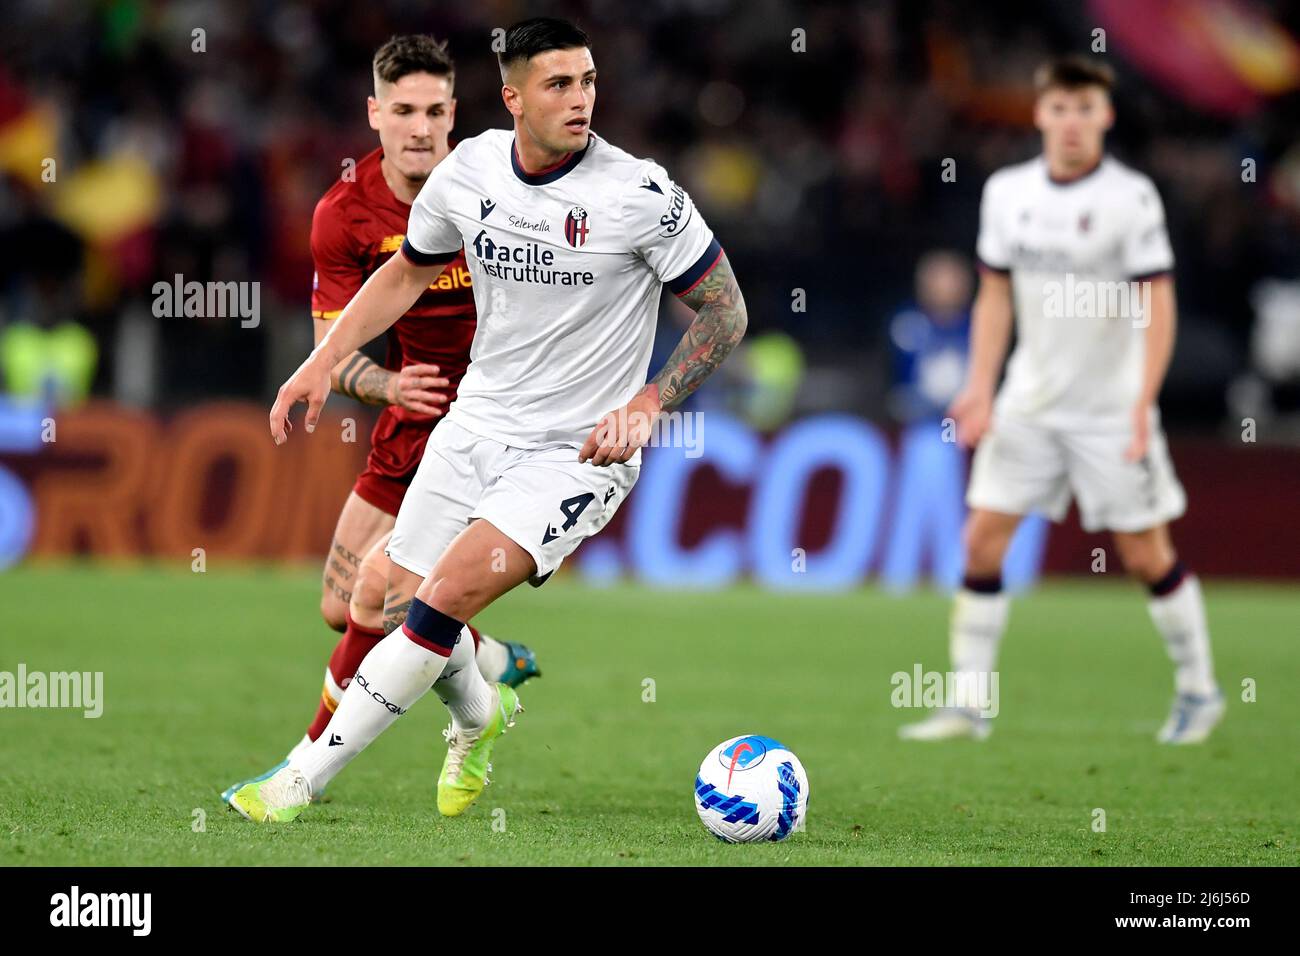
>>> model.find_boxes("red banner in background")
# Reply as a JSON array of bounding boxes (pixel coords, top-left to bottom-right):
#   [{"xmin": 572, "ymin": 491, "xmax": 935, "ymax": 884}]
[
  {"xmin": 2, "ymin": 401, "xmax": 1297, "ymax": 580},
  {"xmin": 4, "ymin": 401, "xmax": 367, "ymax": 562},
  {"xmin": 1089, "ymin": 0, "xmax": 1300, "ymax": 117}
]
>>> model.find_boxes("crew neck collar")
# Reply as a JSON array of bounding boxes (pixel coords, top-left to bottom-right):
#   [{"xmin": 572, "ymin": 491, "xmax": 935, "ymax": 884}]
[{"xmin": 510, "ymin": 134, "xmax": 592, "ymax": 185}]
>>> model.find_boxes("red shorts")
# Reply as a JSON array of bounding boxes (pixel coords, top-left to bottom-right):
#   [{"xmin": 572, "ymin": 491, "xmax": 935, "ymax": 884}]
[{"xmin": 351, "ymin": 410, "xmax": 435, "ymax": 518}]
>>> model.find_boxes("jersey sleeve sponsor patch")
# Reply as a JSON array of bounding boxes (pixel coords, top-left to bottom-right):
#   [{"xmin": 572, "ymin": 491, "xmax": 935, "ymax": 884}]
[{"xmin": 622, "ymin": 163, "xmax": 716, "ymax": 286}]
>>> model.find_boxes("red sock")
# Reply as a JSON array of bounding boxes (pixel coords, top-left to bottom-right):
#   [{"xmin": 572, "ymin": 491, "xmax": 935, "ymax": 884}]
[
  {"xmin": 306, "ymin": 612, "xmax": 386, "ymax": 741},
  {"xmin": 467, "ymin": 624, "xmax": 481, "ymax": 650}
]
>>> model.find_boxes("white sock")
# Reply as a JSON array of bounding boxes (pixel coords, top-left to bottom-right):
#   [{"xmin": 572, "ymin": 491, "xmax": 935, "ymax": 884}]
[
  {"xmin": 286, "ymin": 733, "xmax": 312, "ymax": 763},
  {"xmin": 949, "ymin": 588, "xmax": 1010, "ymax": 712},
  {"xmin": 292, "ymin": 630, "xmax": 450, "ymax": 793},
  {"xmin": 437, "ymin": 627, "xmax": 494, "ymax": 730},
  {"xmin": 475, "ymin": 633, "xmax": 510, "ymax": 684},
  {"xmin": 1148, "ymin": 575, "xmax": 1217, "ymax": 697}
]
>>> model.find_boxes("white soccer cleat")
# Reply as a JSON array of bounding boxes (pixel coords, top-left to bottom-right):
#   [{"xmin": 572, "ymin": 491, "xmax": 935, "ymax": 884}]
[
  {"xmin": 898, "ymin": 708, "xmax": 993, "ymax": 741},
  {"xmin": 1156, "ymin": 690, "xmax": 1225, "ymax": 744}
]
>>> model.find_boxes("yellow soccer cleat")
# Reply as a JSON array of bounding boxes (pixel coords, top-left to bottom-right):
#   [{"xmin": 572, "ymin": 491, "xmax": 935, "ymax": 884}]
[
  {"xmin": 437, "ymin": 683, "xmax": 522, "ymax": 817},
  {"xmin": 228, "ymin": 766, "xmax": 313, "ymax": 823}
]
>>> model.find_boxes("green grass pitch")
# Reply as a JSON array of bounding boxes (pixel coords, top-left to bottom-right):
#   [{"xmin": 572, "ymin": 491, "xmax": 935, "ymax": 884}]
[{"xmin": 1, "ymin": 564, "xmax": 1296, "ymax": 866}]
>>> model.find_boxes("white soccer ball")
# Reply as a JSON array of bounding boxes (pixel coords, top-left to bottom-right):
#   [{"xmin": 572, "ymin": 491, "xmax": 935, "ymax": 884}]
[{"xmin": 694, "ymin": 734, "xmax": 809, "ymax": 843}]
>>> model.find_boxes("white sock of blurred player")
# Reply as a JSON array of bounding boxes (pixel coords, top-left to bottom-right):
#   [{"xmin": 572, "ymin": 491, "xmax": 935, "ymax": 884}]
[
  {"xmin": 949, "ymin": 575, "xmax": 1010, "ymax": 708},
  {"xmin": 1146, "ymin": 562, "xmax": 1216, "ymax": 696},
  {"xmin": 900, "ymin": 574, "xmax": 1008, "ymax": 740},
  {"xmin": 292, "ymin": 597, "xmax": 461, "ymax": 793}
]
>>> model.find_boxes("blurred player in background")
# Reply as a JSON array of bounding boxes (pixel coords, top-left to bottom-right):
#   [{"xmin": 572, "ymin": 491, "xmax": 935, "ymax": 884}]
[
  {"xmin": 231, "ymin": 16, "xmax": 747, "ymax": 823},
  {"xmin": 901, "ymin": 56, "xmax": 1223, "ymax": 744},
  {"xmin": 222, "ymin": 35, "xmax": 538, "ymax": 805},
  {"xmin": 886, "ymin": 250, "xmax": 972, "ymax": 424}
]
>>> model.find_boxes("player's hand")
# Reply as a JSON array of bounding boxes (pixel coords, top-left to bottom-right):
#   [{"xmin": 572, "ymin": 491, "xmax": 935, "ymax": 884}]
[
  {"xmin": 388, "ymin": 363, "xmax": 451, "ymax": 417},
  {"xmin": 270, "ymin": 354, "xmax": 332, "ymax": 445},
  {"xmin": 579, "ymin": 392, "xmax": 661, "ymax": 466},
  {"xmin": 1125, "ymin": 402, "xmax": 1151, "ymax": 462},
  {"xmin": 947, "ymin": 386, "xmax": 993, "ymax": 449}
]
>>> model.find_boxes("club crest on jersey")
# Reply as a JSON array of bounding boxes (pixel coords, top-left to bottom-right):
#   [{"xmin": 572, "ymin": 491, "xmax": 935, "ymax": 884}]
[{"xmin": 564, "ymin": 206, "xmax": 590, "ymax": 247}]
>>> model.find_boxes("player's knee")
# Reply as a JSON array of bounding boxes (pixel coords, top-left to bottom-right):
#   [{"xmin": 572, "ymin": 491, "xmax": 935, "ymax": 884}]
[
  {"xmin": 319, "ymin": 593, "xmax": 348, "ymax": 633},
  {"xmin": 350, "ymin": 562, "xmax": 387, "ymax": 617},
  {"xmin": 963, "ymin": 529, "xmax": 1009, "ymax": 576},
  {"xmin": 418, "ymin": 573, "xmax": 489, "ymax": 623},
  {"xmin": 1115, "ymin": 540, "xmax": 1168, "ymax": 584}
]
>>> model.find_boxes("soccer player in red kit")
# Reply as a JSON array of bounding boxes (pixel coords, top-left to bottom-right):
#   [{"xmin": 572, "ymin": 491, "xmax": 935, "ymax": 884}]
[{"xmin": 222, "ymin": 35, "xmax": 537, "ymax": 803}]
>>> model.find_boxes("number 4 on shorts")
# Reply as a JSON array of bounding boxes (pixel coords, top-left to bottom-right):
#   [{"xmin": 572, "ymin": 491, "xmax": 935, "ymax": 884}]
[{"xmin": 541, "ymin": 492, "xmax": 596, "ymax": 545}]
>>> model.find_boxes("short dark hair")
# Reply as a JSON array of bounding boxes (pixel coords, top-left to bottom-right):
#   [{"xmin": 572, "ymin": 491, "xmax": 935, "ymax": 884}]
[
  {"xmin": 1033, "ymin": 55, "xmax": 1114, "ymax": 95},
  {"xmin": 373, "ymin": 34, "xmax": 455, "ymax": 88},
  {"xmin": 498, "ymin": 17, "xmax": 591, "ymax": 79}
]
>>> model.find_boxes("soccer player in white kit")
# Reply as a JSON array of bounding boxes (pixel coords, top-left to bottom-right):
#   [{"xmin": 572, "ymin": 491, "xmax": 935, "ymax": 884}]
[
  {"xmin": 900, "ymin": 57, "xmax": 1223, "ymax": 745},
  {"xmin": 231, "ymin": 18, "xmax": 747, "ymax": 823}
]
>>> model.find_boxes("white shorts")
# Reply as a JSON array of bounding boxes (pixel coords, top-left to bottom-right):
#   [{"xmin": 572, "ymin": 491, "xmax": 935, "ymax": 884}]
[
  {"xmin": 386, "ymin": 417, "xmax": 639, "ymax": 583},
  {"xmin": 966, "ymin": 411, "xmax": 1186, "ymax": 533}
]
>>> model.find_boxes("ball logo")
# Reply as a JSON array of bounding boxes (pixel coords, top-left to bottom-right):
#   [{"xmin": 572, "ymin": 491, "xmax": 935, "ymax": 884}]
[
  {"xmin": 718, "ymin": 735, "xmax": 772, "ymax": 786},
  {"xmin": 564, "ymin": 206, "xmax": 590, "ymax": 247}
]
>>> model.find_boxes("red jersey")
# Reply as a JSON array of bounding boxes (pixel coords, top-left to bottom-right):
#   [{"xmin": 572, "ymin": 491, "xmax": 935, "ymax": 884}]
[{"xmin": 310, "ymin": 147, "xmax": 475, "ymax": 482}]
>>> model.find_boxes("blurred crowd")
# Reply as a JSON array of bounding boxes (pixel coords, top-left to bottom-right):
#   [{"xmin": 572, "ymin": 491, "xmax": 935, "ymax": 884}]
[{"xmin": 1, "ymin": 0, "xmax": 1299, "ymax": 437}]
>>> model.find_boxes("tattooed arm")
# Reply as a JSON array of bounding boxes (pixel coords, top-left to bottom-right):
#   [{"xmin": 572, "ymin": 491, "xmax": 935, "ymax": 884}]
[
  {"xmin": 312, "ymin": 318, "xmax": 450, "ymax": 416},
  {"xmin": 649, "ymin": 252, "xmax": 747, "ymax": 409},
  {"xmin": 579, "ymin": 253, "xmax": 747, "ymax": 466}
]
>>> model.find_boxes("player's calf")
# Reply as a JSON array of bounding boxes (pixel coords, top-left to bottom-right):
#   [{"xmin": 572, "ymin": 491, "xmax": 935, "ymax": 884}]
[
  {"xmin": 381, "ymin": 560, "xmax": 424, "ymax": 633},
  {"xmin": 320, "ymin": 492, "xmax": 397, "ymax": 631},
  {"xmin": 306, "ymin": 535, "xmax": 398, "ymax": 740},
  {"xmin": 320, "ymin": 535, "xmax": 368, "ymax": 632},
  {"xmin": 319, "ymin": 581, "xmax": 349, "ymax": 633}
]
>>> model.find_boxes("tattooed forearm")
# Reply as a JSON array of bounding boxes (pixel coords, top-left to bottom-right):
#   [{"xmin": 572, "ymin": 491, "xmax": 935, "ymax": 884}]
[
  {"xmin": 333, "ymin": 352, "xmax": 396, "ymax": 405},
  {"xmin": 650, "ymin": 253, "xmax": 747, "ymax": 409}
]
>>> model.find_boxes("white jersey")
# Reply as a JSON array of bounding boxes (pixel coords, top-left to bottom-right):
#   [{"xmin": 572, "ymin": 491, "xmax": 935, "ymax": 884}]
[
  {"xmin": 976, "ymin": 155, "xmax": 1175, "ymax": 429},
  {"xmin": 402, "ymin": 129, "xmax": 720, "ymax": 449}
]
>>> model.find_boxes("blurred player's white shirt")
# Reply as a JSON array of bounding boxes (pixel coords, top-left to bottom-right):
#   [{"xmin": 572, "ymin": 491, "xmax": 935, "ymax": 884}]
[
  {"xmin": 402, "ymin": 129, "xmax": 720, "ymax": 449},
  {"xmin": 976, "ymin": 155, "xmax": 1174, "ymax": 429}
]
